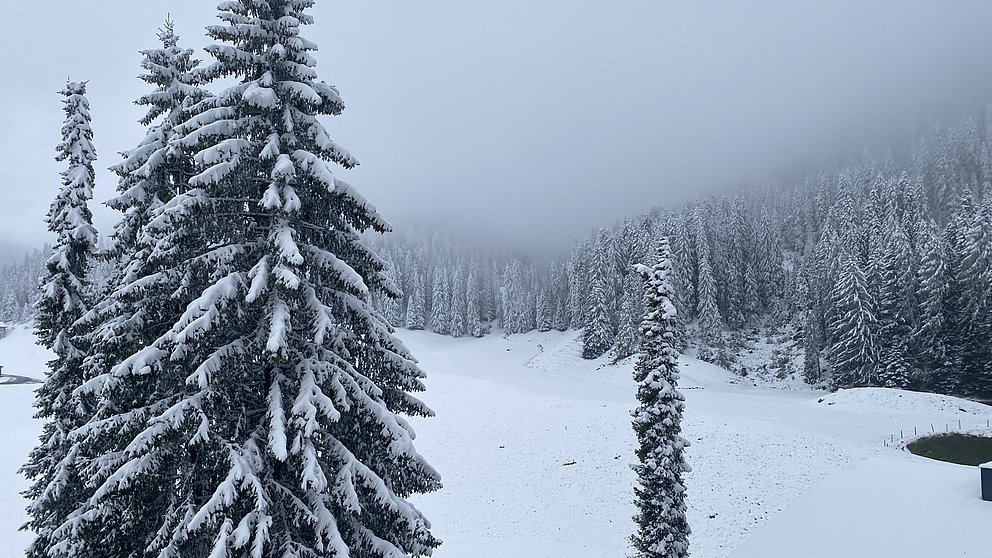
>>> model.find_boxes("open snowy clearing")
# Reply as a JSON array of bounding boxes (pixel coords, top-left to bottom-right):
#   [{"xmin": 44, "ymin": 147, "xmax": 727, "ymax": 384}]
[
  {"xmin": 2, "ymin": 325, "xmax": 991, "ymax": 556},
  {"xmin": 402, "ymin": 329, "xmax": 992, "ymax": 557}
]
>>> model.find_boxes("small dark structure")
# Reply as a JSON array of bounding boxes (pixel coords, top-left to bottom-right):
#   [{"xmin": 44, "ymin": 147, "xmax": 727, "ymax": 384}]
[{"xmin": 983, "ymin": 462, "xmax": 992, "ymax": 502}]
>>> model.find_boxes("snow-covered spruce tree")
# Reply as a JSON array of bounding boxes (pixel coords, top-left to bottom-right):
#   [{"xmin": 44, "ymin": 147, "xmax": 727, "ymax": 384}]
[
  {"xmin": 465, "ymin": 266, "xmax": 484, "ymax": 337},
  {"xmin": 954, "ymin": 196, "xmax": 992, "ymax": 397},
  {"xmin": 552, "ymin": 263, "xmax": 571, "ymax": 331},
  {"xmin": 86, "ymin": 17, "xmax": 211, "ymax": 380},
  {"xmin": 481, "ymin": 261, "xmax": 499, "ymax": 325},
  {"xmin": 110, "ymin": 17, "xmax": 209, "ymax": 236},
  {"xmin": 448, "ymin": 266, "xmax": 466, "ymax": 337},
  {"xmin": 41, "ymin": 26, "xmax": 214, "ymax": 557},
  {"xmin": 22, "ymin": 80, "xmax": 99, "ymax": 558},
  {"xmin": 755, "ymin": 209, "xmax": 785, "ymax": 310},
  {"xmin": 405, "ymin": 268, "xmax": 426, "ymax": 330},
  {"xmin": 727, "ymin": 202, "xmax": 756, "ymax": 328},
  {"xmin": 536, "ymin": 288, "xmax": 552, "ymax": 332},
  {"xmin": 666, "ymin": 221, "xmax": 691, "ymax": 351},
  {"xmin": 670, "ymin": 217, "xmax": 694, "ymax": 321},
  {"xmin": 827, "ymin": 256, "xmax": 880, "ymax": 387},
  {"xmin": 876, "ymin": 217, "xmax": 916, "ymax": 388},
  {"xmin": 67, "ymin": 4, "xmax": 441, "ymax": 557},
  {"xmin": 583, "ymin": 230, "xmax": 616, "ymax": 359},
  {"xmin": 802, "ymin": 307, "xmax": 823, "ymax": 384},
  {"xmin": 501, "ymin": 258, "xmax": 532, "ymax": 334},
  {"xmin": 932, "ymin": 190, "xmax": 978, "ymax": 395},
  {"xmin": 430, "ymin": 264, "xmax": 450, "ymax": 334},
  {"xmin": 372, "ymin": 249, "xmax": 403, "ymax": 327},
  {"xmin": 1, "ymin": 291, "xmax": 17, "ymax": 322},
  {"xmin": 613, "ymin": 273, "xmax": 642, "ymax": 362},
  {"xmin": 694, "ymin": 231, "xmax": 720, "ymax": 344},
  {"xmin": 630, "ymin": 236, "xmax": 690, "ymax": 558},
  {"xmin": 912, "ymin": 218, "xmax": 947, "ymax": 386},
  {"xmin": 796, "ymin": 266, "xmax": 823, "ymax": 385},
  {"xmin": 568, "ymin": 242, "xmax": 590, "ymax": 330}
]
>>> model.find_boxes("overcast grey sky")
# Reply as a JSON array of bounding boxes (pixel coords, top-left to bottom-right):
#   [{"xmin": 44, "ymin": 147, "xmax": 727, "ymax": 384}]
[{"xmin": 3, "ymin": 1, "xmax": 992, "ymax": 250}]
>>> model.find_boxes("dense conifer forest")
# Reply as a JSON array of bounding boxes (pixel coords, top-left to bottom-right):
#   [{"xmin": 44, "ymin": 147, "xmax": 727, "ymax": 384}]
[{"xmin": 370, "ymin": 113, "xmax": 992, "ymax": 399}]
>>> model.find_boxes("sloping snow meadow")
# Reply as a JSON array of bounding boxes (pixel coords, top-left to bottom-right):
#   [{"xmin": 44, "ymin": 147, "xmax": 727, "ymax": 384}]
[{"xmin": 2, "ymin": 325, "xmax": 991, "ymax": 556}]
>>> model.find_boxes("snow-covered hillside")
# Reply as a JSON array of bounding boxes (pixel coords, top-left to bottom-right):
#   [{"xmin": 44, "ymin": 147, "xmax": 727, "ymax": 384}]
[{"xmin": 2, "ymin": 327, "xmax": 991, "ymax": 557}]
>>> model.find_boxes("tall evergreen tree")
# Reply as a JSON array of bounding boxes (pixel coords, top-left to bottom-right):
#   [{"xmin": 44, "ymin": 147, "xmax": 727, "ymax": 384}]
[
  {"xmin": 1, "ymin": 291, "xmax": 17, "ymax": 322},
  {"xmin": 449, "ymin": 266, "xmax": 467, "ymax": 337},
  {"xmin": 85, "ymin": 17, "xmax": 211, "ymax": 425},
  {"xmin": 694, "ymin": 230, "xmax": 720, "ymax": 343},
  {"xmin": 802, "ymin": 308, "xmax": 823, "ymax": 384},
  {"xmin": 583, "ymin": 231, "xmax": 616, "ymax": 359},
  {"xmin": 430, "ymin": 264, "xmax": 450, "ymax": 335},
  {"xmin": 107, "ymin": 18, "xmax": 208, "ymax": 256},
  {"xmin": 796, "ymin": 267, "xmax": 823, "ymax": 384},
  {"xmin": 613, "ymin": 274, "xmax": 642, "ymax": 361},
  {"xmin": 536, "ymin": 288, "xmax": 552, "ymax": 333},
  {"xmin": 377, "ymin": 251, "xmax": 403, "ymax": 327},
  {"xmin": 631, "ymin": 236, "xmax": 690, "ymax": 558},
  {"xmin": 670, "ymin": 217, "xmax": 694, "ymax": 322},
  {"xmin": 47, "ymin": 26, "xmax": 215, "ymax": 556},
  {"xmin": 876, "ymin": 217, "xmax": 916, "ymax": 387},
  {"xmin": 465, "ymin": 266, "xmax": 484, "ymax": 337},
  {"xmin": 405, "ymin": 268, "xmax": 426, "ymax": 330},
  {"xmin": 827, "ymin": 256, "xmax": 880, "ymax": 387},
  {"xmin": 61, "ymin": 4, "xmax": 440, "ymax": 556},
  {"xmin": 939, "ymin": 192, "xmax": 975, "ymax": 394},
  {"xmin": 568, "ymin": 242, "xmax": 590, "ymax": 330},
  {"xmin": 726, "ymin": 202, "xmax": 756, "ymax": 328},
  {"xmin": 551, "ymin": 263, "xmax": 571, "ymax": 332},
  {"xmin": 912, "ymin": 218, "xmax": 948, "ymax": 386},
  {"xmin": 955, "ymin": 196, "xmax": 992, "ymax": 396},
  {"xmin": 22, "ymin": 80, "xmax": 100, "ymax": 558},
  {"xmin": 755, "ymin": 209, "xmax": 785, "ymax": 309},
  {"xmin": 502, "ymin": 258, "xmax": 534, "ymax": 334}
]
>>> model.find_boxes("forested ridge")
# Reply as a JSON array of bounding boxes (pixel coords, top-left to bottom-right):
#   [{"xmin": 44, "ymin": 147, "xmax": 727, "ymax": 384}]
[{"xmin": 371, "ymin": 112, "xmax": 992, "ymax": 399}]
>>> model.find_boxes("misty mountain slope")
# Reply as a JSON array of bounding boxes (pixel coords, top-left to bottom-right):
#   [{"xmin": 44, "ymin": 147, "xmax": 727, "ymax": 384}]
[
  {"xmin": 370, "ymin": 102, "xmax": 992, "ymax": 401},
  {"xmin": 3, "ymin": 327, "xmax": 991, "ymax": 557}
]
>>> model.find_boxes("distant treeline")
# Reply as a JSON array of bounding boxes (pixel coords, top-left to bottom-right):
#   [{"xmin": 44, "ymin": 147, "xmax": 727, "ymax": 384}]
[{"xmin": 0, "ymin": 247, "xmax": 48, "ymax": 323}]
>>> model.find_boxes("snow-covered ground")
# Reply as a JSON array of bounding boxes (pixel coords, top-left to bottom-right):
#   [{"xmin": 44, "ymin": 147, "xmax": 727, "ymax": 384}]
[
  {"xmin": 0, "ymin": 326, "xmax": 48, "ymax": 552},
  {"xmin": 403, "ymin": 329, "xmax": 992, "ymax": 557},
  {"xmin": 2, "ymin": 326, "xmax": 991, "ymax": 556}
]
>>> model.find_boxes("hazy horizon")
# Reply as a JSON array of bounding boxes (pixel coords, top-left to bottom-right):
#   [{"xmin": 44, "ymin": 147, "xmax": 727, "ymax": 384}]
[{"xmin": 4, "ymin": 1, "xmax": 992, "ymax": 252}]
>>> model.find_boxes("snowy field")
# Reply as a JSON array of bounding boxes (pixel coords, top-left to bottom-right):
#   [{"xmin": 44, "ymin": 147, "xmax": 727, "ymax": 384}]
[{"xmin": 2, "ymin": 325, "xmax": 992, "ymax": 556}]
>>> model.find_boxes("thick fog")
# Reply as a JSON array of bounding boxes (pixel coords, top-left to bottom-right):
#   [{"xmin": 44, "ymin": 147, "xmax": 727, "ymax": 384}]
[{"xmin": 3, "ymin": 0, "xmax": 992, "ymax": 251}]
